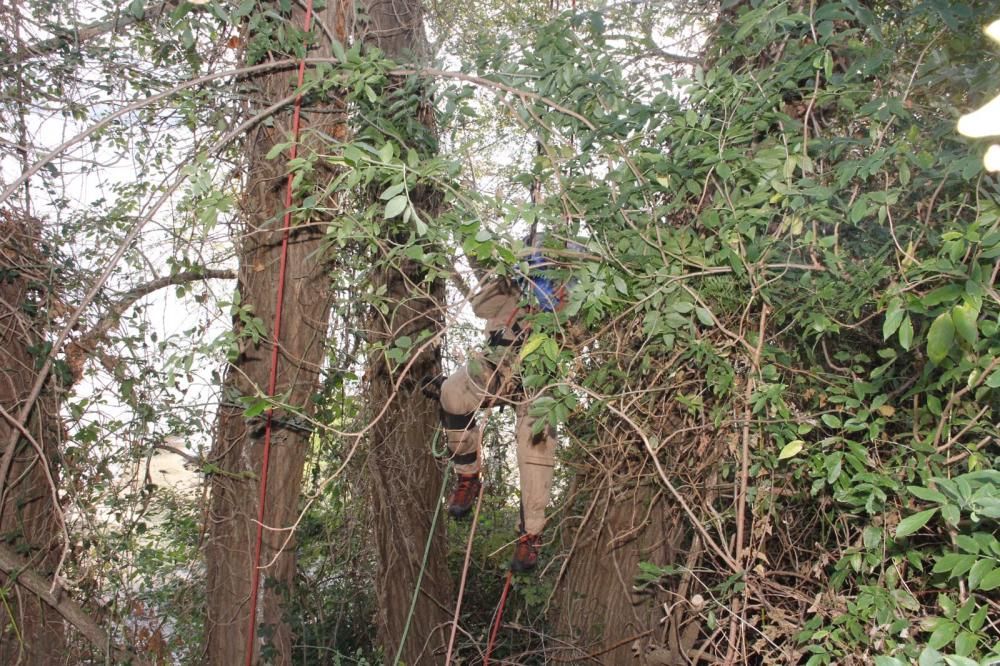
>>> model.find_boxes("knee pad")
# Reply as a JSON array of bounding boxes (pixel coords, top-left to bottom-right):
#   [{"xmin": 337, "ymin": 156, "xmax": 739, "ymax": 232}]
[{"xmin": 440, "ymin": 408, "xmax": 476, "ymax": 431}]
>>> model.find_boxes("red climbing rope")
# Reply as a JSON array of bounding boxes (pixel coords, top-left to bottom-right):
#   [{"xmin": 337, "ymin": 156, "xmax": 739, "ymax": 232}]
[
  {"xmin": 484, "ymin": 570, "xmax": 514, "ymax": 666},
  {"xmin": 243, "ymin": 2, "xmax": 315, "ymax": 664}
]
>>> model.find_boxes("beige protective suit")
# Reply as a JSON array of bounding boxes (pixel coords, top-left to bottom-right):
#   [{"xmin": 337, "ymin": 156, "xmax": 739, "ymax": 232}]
[{"xmin": 439, "ymin": 277, "xmax": 557, "ymax": 535}]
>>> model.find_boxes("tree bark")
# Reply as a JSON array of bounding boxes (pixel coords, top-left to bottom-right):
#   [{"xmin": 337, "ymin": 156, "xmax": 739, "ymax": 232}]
[
  {"xmin": 553, "ymin": 476, "xmax": 676, "ymax": 664},
  {"xmin": 202, "ymin": 3, "xmax": 346, "ymax": 663},
  {"xmin": 360, "ymin": 2, "xmax": 454, "ymax": 663},
  {"xmin": 0, "ymin": 218, "xmax": 67, "ymax": 665},
  {"xmin": 553, "ymin": 402, "xmax": 708, "ymax": 664}
]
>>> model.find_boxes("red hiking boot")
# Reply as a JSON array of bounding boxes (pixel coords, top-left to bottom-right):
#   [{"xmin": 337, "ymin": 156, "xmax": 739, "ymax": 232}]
[
  {"xmin": 447, "ymin": 473, "xmax": 481, "ymax": 518},
  {"xmin": 510, "ymin": 532, "xmax": 542, "ymax": 573}
]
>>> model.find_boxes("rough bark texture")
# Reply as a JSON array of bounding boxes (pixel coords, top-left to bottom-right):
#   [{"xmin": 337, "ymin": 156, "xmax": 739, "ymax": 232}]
[
  {"xmin": 202, "ymin": 3, "xmax": 347, "ymax": 662},
  {"xmin": 360, "ymin": 1, "xmax": 454, "ymax": 663},
  {"xmin": 553, "ymin": 401, "xmax": 712, "ymax": 665},
  {"xmin": 554, "ymin": 477, "xmax": 676, "ymax": 664},
  {"xmin": 0, "ymin": 218, "xmax": 67, "ymax": 665}
]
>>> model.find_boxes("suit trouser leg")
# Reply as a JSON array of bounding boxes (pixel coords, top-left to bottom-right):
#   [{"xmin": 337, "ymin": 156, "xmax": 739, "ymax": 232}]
[
  {"xmin": 439, "ymin": 354, "xmax": 497, "ymax": 475},
  {"xmin": 515, "ymin": 401, "xmax": 557, "ymax": 535}
]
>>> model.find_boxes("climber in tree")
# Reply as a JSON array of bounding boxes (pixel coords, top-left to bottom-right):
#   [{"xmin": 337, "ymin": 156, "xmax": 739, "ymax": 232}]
[{"xmin": 436, "ymin": 237, "xmax": 566, "ymax": 573}]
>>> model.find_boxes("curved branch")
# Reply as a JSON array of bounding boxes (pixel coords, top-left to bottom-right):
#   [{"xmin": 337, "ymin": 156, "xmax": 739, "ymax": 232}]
[
  {"xmin": 0, "ymin": 1, "xmax": 178, "ymax": 67},
  {"xmin": 0, "ymin": 543, "xmax": 146, "ymax": 664},
  {"xmin": 73, "ymin": 267, "xmax": 236, "ymax": 353},
  {"xmin": 0, "ymin": 91, "xmax": 297, "ymax": 515}
]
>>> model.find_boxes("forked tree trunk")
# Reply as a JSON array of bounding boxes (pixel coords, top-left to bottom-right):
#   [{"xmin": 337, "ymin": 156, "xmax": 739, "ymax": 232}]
[
  {"xmin": 203, "ymin": 3, "xmax": 347, "ymax": 662},
  {"xmin": 0, "ymin": 218, "xmax": 66, "ymax": 665},
  {"xmin": 360, "ymin": 1, "xmax": 454, "ymax": 662}
]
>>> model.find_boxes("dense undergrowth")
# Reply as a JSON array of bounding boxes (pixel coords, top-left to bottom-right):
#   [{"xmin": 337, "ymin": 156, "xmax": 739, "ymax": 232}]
[
  {"xmin": 307, "ymin": 0, "xmax": 1000, "ymax": 662},
  {"xmin": 210, "ymin": 0, "xmax": 1000, "ymax": 662},
  {"xmin": 6, "ymin": 0, "xmax": 997, "ymax": 662}
]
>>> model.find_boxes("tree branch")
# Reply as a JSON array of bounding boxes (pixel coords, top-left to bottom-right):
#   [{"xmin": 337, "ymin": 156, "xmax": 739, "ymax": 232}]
[
  {"xmin": 0, "ymin": 543, "xmax": 144, "ymax": 664},
  {"xmin": 73, "ymin": 268, "xmax": 236, "ymax": 353},
  {"xmin": 0, "ymin": 1, "xmax": 177, "ymax": 67}
]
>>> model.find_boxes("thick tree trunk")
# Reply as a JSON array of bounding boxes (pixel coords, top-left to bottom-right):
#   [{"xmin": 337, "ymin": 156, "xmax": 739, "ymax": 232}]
[
  {"xmin": 360, "ymin": 2, "xmax": 454, "ymax": 663},
  {"xmin": 554, "ymin": 476, "xmax": 677, "ymax": 664},
  {"xmin": 203, "ymin": 4, "xmax": 346, "ymax": 663},
  {"xmin": 553, "ymin": 406, "xmax": 711, "ymax": 665},
  {"xmin": 365, "ymin": 269, "xmax": 451, "ymax": 665},
  {"xmin": 0, "ymin": 219, "xmax": 67, "ymax": 665}
]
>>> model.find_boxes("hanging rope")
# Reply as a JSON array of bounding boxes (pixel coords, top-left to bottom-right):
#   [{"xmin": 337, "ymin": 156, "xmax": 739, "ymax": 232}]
[
  {"xmin": 483, "ymin": 570, "xmax": 514, "ymax": 666},
  {"xmin": 393, "ymin": 430, "xmax": 450, "ymax": 665},
  {"xmin": 443, "ymin": 474, "xmax": 486, "ymax": 664},
  {"xmin": 243, "ymin": 1, "xmax": 315, "ymax": 663}
]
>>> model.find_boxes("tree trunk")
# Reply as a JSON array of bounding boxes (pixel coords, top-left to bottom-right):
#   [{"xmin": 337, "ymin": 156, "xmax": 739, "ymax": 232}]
[
  {"xmin": 554, "ymin": 468, "xmax": 675, "ymax": 664},
  {"xmin": 0, "ymin": 218, "xmax": 67, "ymax": 665},
  {"xmin": 203, "ymin": 3, "xmax": 346, "ymax": 662},
  {"xmin": 554, "ymin": 404, "xmax": 713, "ymax": 665},
  {"xmin": 360, "ymin": 2, "xmax": 454, "ymax": 663}
]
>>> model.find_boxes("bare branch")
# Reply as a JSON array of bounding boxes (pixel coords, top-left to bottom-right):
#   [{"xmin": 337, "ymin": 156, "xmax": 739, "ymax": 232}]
[
  {"xmin": 0, "ymin": 543, "xmax": 145, "ymax": 664},
  {"xmin": 0, "ymin": 1, "xmax": 178, "ymax": 67},
  {"xmin": 74, "ymin": 268, "xmax": 236, "ymax": 353}
]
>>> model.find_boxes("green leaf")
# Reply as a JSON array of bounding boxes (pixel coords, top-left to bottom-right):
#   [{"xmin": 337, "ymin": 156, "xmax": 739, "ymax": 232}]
[
  {"xmin": 874, "ymin": 658, "xmax": 905, "ymax": 666},
  {"xmin": 384, "ymin": 195, "xmax": 407, "ymax": 219},
  {"xmin": 519, "ymin": 333, "xmax": 547, "ymax": 360},
  {"xmin": 778, "ymin": 440, "xmax": 804, "ymax": 460},
  {"xmin": 243, "ymin": 399, "xmax": 269, "ymax": 419},
  {"xmin": 695, "ymin": 306, "xmax": 714, "ymax": 326},
  {"xmin": 943, "ymin": 655, "xmax": 978, "ymax": 666},
  {"xmin": 414, "ymin": 214, "xmax": 428, "ymax": 236},
  {"xmin": 378, "ymin": 142, "xmax": 394, "ymax": 164},
  {"xmin": 968, "ymin": 558, "xmax": 993, "ymax": 590},
  {"xmin": 985, "ymin": 370, "xmax": 1000, "ymax": 388},
  {"xmin": 969, "ymin": 604, "xmax": 988, "ymax": 631},
  {"xmin": 820, "ymin": 413, "xmax": 842, "ymax": 428},
  {"xmin": 826, "ymin": 454, "xmax": 842, "ymax": 484},
  {"xmin": 896, "ymin": 508, "xmax": 937, "ymax": 538},
  {"xmin": 330, "ymin": 38, "xmax": 347, "ymax": 62},
  {"xmin": 613, "ymin": 275, "xmax": 628, "ymax": 294},
  {"xmin": 978, "ymin": 566, "xmax": 1000, "ymax": 591},
  {"xmin": 923, "ymin": 284, "xmax": 962, "ymax": 307},
  {"xmin": 266, "ymin": 141, "xmax": 291, "ymax": 160},
  {"xmin": 927, "ymin": 620, "xmax": 957, "ymax": 650},
  {"xmin": 899, "ymin": 161, "xmax": 911, "ymax": 186},
  {"xmin": 898, "ymin": 315, "xmax": 914, "ymax": 350},
  {"xmin": 933, "ymin": 554, "xmax": 965, "ymax": 574},
  {"xmin": 941, "ymin": 504, "xmax": 960, "ymax": 526},
  {"xmin": 343, "ymin": 144, "xmax": 363, "ymax": 164},
  {"xmin": 954, "ymin": 535, "xmax": 979, "ymax": 554},
  {"xmin": 908, "ymin": 485, "xmax": 947, "ymax": 504},
  {"xmin": 883, "ymin": 299, "xmax": 904, "ymax": 340},
  {"xmin": 918, "ymin": 646, "xmax": 943, "ymax": 666},
  {"xmin": 380, "ymin": 182, "xmax": 405, "ymax": 200},
  {"xmin": 926, "ymin": 312, "xmax": 955, "ymax": 364},
  {"xmin": 951, "ymin": 304, "xmax": 978, "ymax": 345},
  {"xmin": 863, "ymin": 524, "xmax": 882, "ymax": 549}
]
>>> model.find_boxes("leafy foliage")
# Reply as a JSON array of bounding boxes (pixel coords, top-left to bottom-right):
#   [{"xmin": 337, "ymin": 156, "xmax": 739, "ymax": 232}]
[{"xmin": 3, "ymin": 0, "xmax": 1000, "ymax": 662}]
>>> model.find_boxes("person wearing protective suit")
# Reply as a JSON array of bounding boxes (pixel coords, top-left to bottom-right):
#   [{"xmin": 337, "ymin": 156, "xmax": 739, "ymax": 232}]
[{"xmin": 437, "ymin": 244, "xmax": 564, "ymax": 573}]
